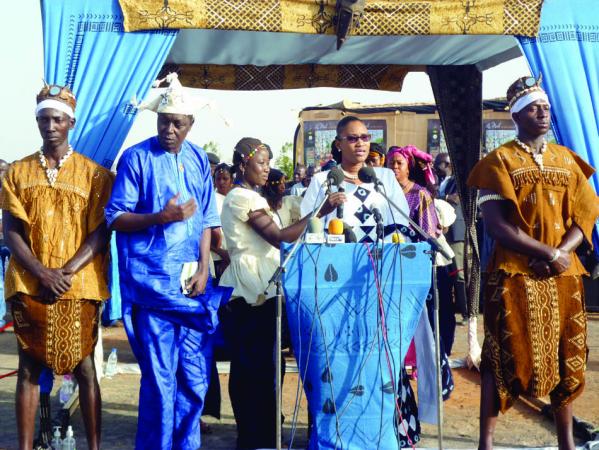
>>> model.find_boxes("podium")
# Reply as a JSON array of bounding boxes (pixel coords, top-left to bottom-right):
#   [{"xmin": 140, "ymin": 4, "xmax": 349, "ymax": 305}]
[{"xmin": 282, "ymin": 242, "xmax": 432, "ymax": 450}]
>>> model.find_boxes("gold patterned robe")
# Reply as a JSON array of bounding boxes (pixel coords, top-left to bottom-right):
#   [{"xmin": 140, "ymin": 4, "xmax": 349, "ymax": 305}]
[{"xmin": 0, "ymin": 151, "xmax": 113, "ymax": 373}]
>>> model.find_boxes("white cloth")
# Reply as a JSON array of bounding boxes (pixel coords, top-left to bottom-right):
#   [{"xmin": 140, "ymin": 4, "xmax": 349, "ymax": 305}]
[
  {"xmin": 433, "ymin": 199, "xmax": 456, "ymax": 267},
  {"xmin": 35, "ymin": 99, "xmax": 75, "ymax": 118},
  {"xmin": 210, "ymin": 192, "xmax": 227, "ymax": 264},
  {"xmin": 290, "ymin": 182, "xmax": 307, "ymax": 197},
  {"xmin": 219, "ymin": 188, "xmax": 279, "ymax": 305},
  {"xmin": 273, "ymin": 195, "xmax": 302, "ymax": 228},
  {"xmin": 301, "ymin": 167, "xmax": 409, "ymax": 242}
]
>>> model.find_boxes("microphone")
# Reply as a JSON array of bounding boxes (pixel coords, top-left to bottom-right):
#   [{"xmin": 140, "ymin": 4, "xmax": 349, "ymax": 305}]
[
  {"xmin": 329, "ymin": 167, "xmax": 345, "ymax": 220},
  {"xmin": 306, "ymin": 216, "xmax": 325, "ymax": 244},
  {"xmin": 327, "ymin": 166, "xmax": 345, "ymax": 189},
  {"xmin": 343, "ymin": 223, "xmax": 357, "ymax": 243},
  {"xmin": 326, "ymin": 167, "xmax": 345, "ymax": 241},
  {"xmin": 358, "ymin": 165, "xmax": 380, "ymax": 185},
  {"xmin": 357, "ymin": 166, "xmax": 453, "ymax": 260}
]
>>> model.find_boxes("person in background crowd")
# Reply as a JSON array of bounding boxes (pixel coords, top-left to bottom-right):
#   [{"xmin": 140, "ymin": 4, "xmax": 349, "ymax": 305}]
[
  {"xmin": 105, "ymin": 73, "xmax": 231, "ymax": 450},
  {"xmin": 366, "ymin": 142, "xmax": 386, "ymax": 167},
  {"xmin": 214, "ymin": 162, "xmax": 234, "ymax": 198},
  {"xmin": 263, "ymin": 168, "xmax": 301, "ymax": 228},
  {"xmin": 434, "ymin": 152, "xmax": 468, "ymax": 325},
  {"xmin": 468, "ymin": 76, "xmax": 599, "ymax": 450},
  {"xmin": 321, "ymin": 158, "xmax": 337, "ymax": 172},
  {"xmin": 207, "ymin": 152, "xmax": 220, "ymax": 177},
  {"xmin": 2, "ymin": 84, "xmax": 113, "ymax": 450},
  {"xmin": 219, "ymin": 137, "xmax": 344, "ymax": 449},
  {"xmin": 292, "ymin": 164, "xmax": 306, "ymax": 186},
  {"xmin": 290, "ymin": 164, "xmax": 314, "ymax": 197},
  {"xmin": 202, "ymin": 161, "xmax": 235, "ymax": 434}
]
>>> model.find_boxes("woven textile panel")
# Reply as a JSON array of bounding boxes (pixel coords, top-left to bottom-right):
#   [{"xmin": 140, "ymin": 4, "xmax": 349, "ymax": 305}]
[{"xmin": 118, "ymin": 0, "xmax": 544, "ymax": 36}]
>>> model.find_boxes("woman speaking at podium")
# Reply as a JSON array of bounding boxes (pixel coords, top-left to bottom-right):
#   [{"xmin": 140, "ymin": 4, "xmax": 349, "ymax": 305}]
[
  {"xmin": 218, "ymin": 137, "xmax": 344, "ymax": 450},
  {"xmin": 300, "ymin": 117, "xmax": 438, "ymax": 448}
]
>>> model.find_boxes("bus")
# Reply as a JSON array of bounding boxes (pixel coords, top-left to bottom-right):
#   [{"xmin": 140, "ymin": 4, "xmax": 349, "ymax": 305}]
[{"xmin": 293, "ymin": 99, "xmax": 553, "ymax": 168}]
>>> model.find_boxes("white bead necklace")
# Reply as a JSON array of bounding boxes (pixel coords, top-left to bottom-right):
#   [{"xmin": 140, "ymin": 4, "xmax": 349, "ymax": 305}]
[
  {"xmin": 38, "ymin": 146, "xmax": 73, "ymax": 187},
  {"xmin": 515, "ymin": 137, "xmax": 547, "ymax": 171},
  {"xmin": 341, "ymin": 167, "xmax": 359, "ymax": 180}
]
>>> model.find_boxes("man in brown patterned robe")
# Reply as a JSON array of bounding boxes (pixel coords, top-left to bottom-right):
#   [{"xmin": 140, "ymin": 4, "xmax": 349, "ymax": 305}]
[{"xmin": 468, "ymin": 76, "xmax": 599, "ymax": 450}]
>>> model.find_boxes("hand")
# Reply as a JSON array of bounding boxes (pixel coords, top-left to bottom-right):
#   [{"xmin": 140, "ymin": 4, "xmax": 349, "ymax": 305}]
[
  {"xmin": 318, "ymin": 192, "xmax": 346, "ymax": 217},
  {"xmin": 529, "ymin": 258, "xmax": 551, "ymax": 278},
  {"xmin": 159, "ymin": 193, "xmax": 197, "ymax": 224},
  {"xmin": 549, "ymin": 248, "xmax": 571, "ymax": 275},
  {"xmin": 37, "ymin": 267, "xmax": 72, "ymax": 301},
  {"xmin": 185, "ymin": 266, "xmax": 209, "ymax": 297}
]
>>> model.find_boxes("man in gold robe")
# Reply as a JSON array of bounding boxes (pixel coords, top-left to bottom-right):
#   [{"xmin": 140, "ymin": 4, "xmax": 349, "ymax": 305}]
[{"xmin": 1, "ymin": 84, "xmax": 113, "ymax": 450}]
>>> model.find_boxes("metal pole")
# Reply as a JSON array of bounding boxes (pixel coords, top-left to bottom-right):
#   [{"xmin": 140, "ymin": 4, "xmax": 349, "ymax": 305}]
[
  {"xmin": 275, "ymin": 280, "xmax": 283, "ymax": 450},
  {"xmin": 431, "ymin": 253, "xmax": 444, "ymax": 449}
]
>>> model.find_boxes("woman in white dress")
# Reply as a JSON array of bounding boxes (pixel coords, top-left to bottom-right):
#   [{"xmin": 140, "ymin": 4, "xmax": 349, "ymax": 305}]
[{"xmin": 219, "ymin": 137, "xmax": 344, "ymax": 450}]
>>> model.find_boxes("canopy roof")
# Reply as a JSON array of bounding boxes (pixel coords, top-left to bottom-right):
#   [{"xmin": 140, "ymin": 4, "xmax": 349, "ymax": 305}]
[
  {"xmin": 166, "ymin": 30, "xmax": 522, "ymax": 69},
  {"xmin": 118, "ymin": 0, "xmax": 544, "ymax": 90}
]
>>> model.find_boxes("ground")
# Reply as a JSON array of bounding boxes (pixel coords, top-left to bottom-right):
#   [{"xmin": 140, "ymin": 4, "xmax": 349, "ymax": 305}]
[{"xmin": 0, "ymin": 314, "xmax": 597, "ymax": 449}]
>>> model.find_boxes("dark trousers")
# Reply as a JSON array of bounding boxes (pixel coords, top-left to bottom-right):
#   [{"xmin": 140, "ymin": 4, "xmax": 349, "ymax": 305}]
[{"xmin": 223, "ymin": 297, "xmax": 286, "ymax": 450}]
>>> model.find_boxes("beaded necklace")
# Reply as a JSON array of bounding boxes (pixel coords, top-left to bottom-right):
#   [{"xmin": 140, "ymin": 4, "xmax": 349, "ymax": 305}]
[
  {"xmin": 38, "ymin": 146, "xmax": 73, "ymax": 187},
  {"xmin": 515, "ymin": 137, "xmax": 547, "ymax": 171}
]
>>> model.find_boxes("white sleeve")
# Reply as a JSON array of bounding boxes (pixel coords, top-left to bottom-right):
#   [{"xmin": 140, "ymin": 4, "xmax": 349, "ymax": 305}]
[
  {"xmin": 300, "ymin": 173, "xmax": 327, "ymax": 218},
  {"xmin": 377, "ymin": 168, "xmax": 409, "ymax": 227}
]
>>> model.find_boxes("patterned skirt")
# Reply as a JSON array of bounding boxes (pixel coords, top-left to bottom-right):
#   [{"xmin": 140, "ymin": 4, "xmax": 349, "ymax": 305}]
[
  {"xmin": 481, "ymin": 272, "xmax": 587, "ymax": 412},
  {"xmin": 10, "ymin": 294, "xmax": 101, "ymax": 374}
]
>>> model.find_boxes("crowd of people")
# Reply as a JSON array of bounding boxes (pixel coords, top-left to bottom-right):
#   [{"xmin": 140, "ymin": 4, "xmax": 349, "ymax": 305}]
[{"xmin": 0, "ymin": 72, "xmax": 597, "ymax": 450}]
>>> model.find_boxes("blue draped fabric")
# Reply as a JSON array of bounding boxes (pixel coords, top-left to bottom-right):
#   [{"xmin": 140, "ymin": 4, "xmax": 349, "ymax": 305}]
[
  {"xmin": 283, "ymin": 242, "xmax": 432, "ymax": 450},
  {"xmin": 41, "ymin": 0, "xmax": 177, "ymax": 168},
  {"xmin": 519, "ymin": 0, "xmax": 599, "ymax": 252}
]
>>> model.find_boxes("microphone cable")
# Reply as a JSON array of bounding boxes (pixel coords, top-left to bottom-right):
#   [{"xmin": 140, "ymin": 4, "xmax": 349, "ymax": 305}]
[
  {"xmin": 365, "ymin": 243, "xmax": 417, "ymax": 450},
  {"xmin": 287, "ymin": 244, "xmax": 321, "ymax": 449}
]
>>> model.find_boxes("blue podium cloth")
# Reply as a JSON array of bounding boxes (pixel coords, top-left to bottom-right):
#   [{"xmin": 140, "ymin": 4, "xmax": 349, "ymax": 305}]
[
  {"xmin": 41, "ymin": 0, "xmax": 176, "ymax": 168},
  {"xmin": 519, "ymin": 0, "xmax": 599, "ymax": 253},
  {"xmin": 282, "ymin": 242, "xmax": 432, "ymax": 450}
]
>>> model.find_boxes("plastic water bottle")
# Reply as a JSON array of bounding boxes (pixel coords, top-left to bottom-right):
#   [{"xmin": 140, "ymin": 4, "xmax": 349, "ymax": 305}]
[
  {"xmin": 105, "ymin": 348, "xmax": 118, "ymax": 378},
  {"xmin": 50, "ymin": 426, "xmax": 62, "ymax": 450},
  {"xmin": 61, "ymin": 425, "xmax": 76, "ymax": 450},
  {"xmin": 58, "ymin": 374, "xmax": 74, "ymax": 405}
]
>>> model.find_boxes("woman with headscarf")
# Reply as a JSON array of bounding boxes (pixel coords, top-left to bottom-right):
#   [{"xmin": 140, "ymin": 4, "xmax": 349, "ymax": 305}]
[
  {"xmin": 386, "ymin": 144, "xmax": 455, "ymax": 416},
  {"xmin": 219, "ymin": 138, "xmax": 344, "ymax": 449}
]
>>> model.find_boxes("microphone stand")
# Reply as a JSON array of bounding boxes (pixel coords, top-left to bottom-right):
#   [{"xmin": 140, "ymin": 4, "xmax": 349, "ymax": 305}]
[
  {"xmin": 265, "ymin": 190, "xmax": 332, "ymax": 450},
  {"xmin": 371, "ymin": 181, "xmax": 447, "ymax": 449}
]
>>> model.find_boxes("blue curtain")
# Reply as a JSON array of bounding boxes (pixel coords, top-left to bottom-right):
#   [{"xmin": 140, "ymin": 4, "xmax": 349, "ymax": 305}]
[
  {"xmin": 519, "ymin": 0, "xmax": 599, "ymax": 252},
  {"xmin": 41, "ymin": 0, "xmax": 177, "ymax": 168}
]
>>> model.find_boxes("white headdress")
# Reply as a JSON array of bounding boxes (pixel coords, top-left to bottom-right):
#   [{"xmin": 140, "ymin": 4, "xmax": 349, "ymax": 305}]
[
  {"xmin": 133, "ymin": 72, "xmax": 231, "ymax": 126},
  {"xmin": 135, "ymin": 73, "xmax": 198, "ymax": 116}
]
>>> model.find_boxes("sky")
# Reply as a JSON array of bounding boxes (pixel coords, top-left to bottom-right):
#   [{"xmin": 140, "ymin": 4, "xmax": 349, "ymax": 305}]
[{"xmin": 0, "ymin": 0, "xmax": 531, "ymax": 164}]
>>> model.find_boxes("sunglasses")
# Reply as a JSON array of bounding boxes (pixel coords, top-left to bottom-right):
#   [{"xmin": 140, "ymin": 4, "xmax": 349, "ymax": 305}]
[{"xmin": 337, "ymin": 134, "xmax": 372, "ymax": 144}]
